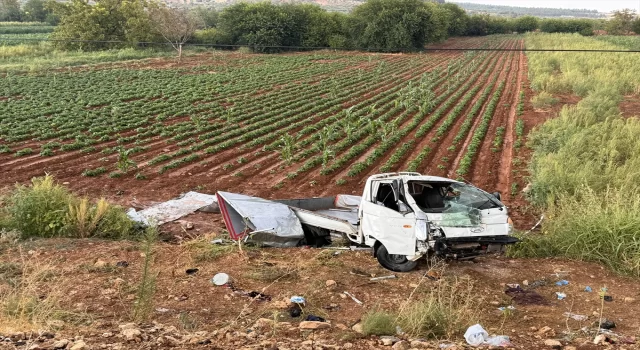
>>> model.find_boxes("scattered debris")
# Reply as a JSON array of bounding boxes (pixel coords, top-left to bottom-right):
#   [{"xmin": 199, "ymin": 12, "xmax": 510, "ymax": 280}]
[
  {"xmin": 370, "ymin": 275, "xmax": 397, "ymax": 281},
  {"xmin": 563, "ymin": 312, "xmax": 588, "ymax": 321},
  {"xmin": 211, "ymin": 273, "xmax": 230, "ymax": 286},
  {"xmin": 584, "ymin": 286, "xmax": 592, "ymax": 292},
  {"xmin": 127, "ymin": 191, "xmax": 218, "ymax": 226},
  {"xmin": 290, "ymin": 296, "xmax": 306, "ymax": 304},
  {"xmin": 349, "ymin": 269, "xmax": 370, "ymax": 277},
  {"xmin": 426, "ymin": 270, "xmax": 441, "ymax": 281},
  {"xmin": 555, "ymin": 280, "xmax": 569, "ymax": 286},
  {"xmin": 464, "ymin": 324, "xmax": 486, "ymax": 346},
  {"xmin": 305, "ymin": 314, "xmax": 326, "ymax": 322},
  {"xmin": 289, "ymin": 304, "xmax": 302, "ymax": 318},
  {"xmin": 238, "ymin": 289, "xmax": 271, "ymax": 301},
  {"xmin": 464, "ymin": 324, "xmax": 511, "ymax": 347},
  {"xmin": 115, "ymin": 261, "xmax": 129, "ymax": 267},
  {"xmin": 555, "ymin": 292, "xmax": 567, "ymax": 300},
  {"xmin": 343, "ymin": 291, "xmax": 363, "ymax": 305},
  {"xmin": 498, "ymin": 306, "xmax": 516, "ymax": 312},
  {"xmin": 185, "ymin": 268, "xmax": 199, "ymax": 275},
  {"xmin": 593, "ymin": 334, "xmax": 609, "ymax": 345},
  {"xmin": 505, "ymin": 286, "xmax": 548, "ymax": 305},
  {"xmin": 595, "ymin": 319, "xmax": 616, "ymax": 330},
  {"xmin": 210, "ymin": 239, "xmax": 224, "ymax": 244},
  {"xmin": 624, "ymin": 297, "xmax": 635, "ymax": 303},
  {"xmin": 181, "ymin": 221, "xmax": 195, "ymax": 230},
  {"xmin": 603, "ymin": 295, "xmax": 613, "ymax": 302},
  {"xmin": 380, "ymin": 336, "xmax": 400, "ymax": 346},
  {"xmin": 527, "ymin": 279, "xmax": 547, "ymax": 289},
  {"xmin": 155, "ymin": 308, "xmax": 170, "ymax": 313}
]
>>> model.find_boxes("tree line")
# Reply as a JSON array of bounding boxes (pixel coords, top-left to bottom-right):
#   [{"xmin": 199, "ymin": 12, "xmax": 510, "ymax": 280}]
[
  {"xmin": 0, "ymin": 0, "xmax": 56, "ymax": 23},
  {"xmin": 5, "ymin": 0, "xmax": 640, "ymax": 53}
]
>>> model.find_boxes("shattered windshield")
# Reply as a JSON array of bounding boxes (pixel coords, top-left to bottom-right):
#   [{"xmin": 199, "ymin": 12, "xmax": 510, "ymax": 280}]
[{"xmin": 408, "ymin": 181, "xmax": 502, "ymax": 227}]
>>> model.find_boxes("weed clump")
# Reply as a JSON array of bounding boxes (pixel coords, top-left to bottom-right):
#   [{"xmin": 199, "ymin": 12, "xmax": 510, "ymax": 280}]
[
  {"xmin": 2, "ymin": 175, "xmax": 134, "ymax": 239},
  {"xmin": 509, "ymin": 187, "xmax": 640, "ymax": 277},
  {"xmin": 396, "ymin": 276, "xmax": 481, "ymax": 339},
  {"xmin": 361, "ymin": 309, "xmax": 396, "ymax": 336},
  {"xmin": 360, "ymin": 275, "xmax": 481, "ymax": 339},
  {"xmin": 530, "ymin": 91, "xmax": 558, "ymax": 109}
]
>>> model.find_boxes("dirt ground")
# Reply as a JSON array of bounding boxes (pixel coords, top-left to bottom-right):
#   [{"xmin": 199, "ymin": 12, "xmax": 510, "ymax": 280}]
[{"xmin": 1, "ymin": 213, "xmax": 639, "ymax": 350}]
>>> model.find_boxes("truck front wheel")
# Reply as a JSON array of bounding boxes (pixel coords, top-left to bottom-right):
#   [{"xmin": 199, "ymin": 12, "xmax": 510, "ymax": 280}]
[{"xmin": 376, "ymin": 244, "xmax": 418, "ymax": 272}]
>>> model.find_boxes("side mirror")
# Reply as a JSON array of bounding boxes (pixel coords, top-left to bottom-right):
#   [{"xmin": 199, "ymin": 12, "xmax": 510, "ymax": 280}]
[{"xmin": 492, "ymin": 192, "xmax": 502, "ymax": 201}]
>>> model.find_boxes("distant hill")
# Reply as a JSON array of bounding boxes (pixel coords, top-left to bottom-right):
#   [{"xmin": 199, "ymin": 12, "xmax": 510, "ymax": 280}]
[{"xmin": 448, "ymin": 2, "xmax": 605, "ymax": 18}]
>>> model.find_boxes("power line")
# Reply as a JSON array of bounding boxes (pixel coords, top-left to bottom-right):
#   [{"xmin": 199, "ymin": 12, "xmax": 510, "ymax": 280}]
[{"xmin": 1, "ymin": 37, "xmax": 640, "ymax": 53}]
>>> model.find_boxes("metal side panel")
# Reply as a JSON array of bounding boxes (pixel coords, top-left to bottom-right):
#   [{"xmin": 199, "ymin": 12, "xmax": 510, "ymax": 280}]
[
  {"xmin": 217, "ymin": 191, "xmax": 305, "ymax": 242},
  {"xmin": 290, "ymin": 207, "xmax": 359, "ymax": 236}
]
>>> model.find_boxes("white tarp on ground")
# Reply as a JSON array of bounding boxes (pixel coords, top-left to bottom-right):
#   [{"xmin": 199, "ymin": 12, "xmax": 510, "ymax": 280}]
[
  {"xmin": 217, "ymin": 191, "xmax": 304, "ymax": 247},
  {"xmin": 127, "ymin": 191, "xmax": 218, "ymax": 226}
]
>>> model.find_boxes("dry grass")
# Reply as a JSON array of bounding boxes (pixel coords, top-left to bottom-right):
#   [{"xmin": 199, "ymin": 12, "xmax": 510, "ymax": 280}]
[
  {"xmin": 359, "ymin": 261, "xmax": 483, "ymax": 340},
  {"xmin": 0, "ymin": 252, "xmax": 69, "ymax": 331},
  {"xmin": 396, "ymin": 275, "xmax": 483, "ymax": 339},
  {"xmin": 244, "ymin": 265, "xmax": 298, "ymax": 282},
  {"xmin": 361, "ymin": 309, "xmax": 396, "ymax": 336},
  {"xmin": 66, "ymin": 198, "xmax": 109, "ymax": 238},
  {"xmin": 184, "ymin": 233, "xmax": 239, "ymax": 263}
]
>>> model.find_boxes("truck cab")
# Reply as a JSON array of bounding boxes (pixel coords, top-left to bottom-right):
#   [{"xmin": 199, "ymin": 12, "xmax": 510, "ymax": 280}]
[{"xmin": 355, "ymin": 173, "xmax": 517, "ymax": 272}]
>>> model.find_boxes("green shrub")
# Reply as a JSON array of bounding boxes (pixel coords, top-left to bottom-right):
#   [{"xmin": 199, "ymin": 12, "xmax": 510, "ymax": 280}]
[
  {"xmin": 6, "ymin": 175, "xmax": 73, "ymax": 238},
  {"xmin": 509, "ymin": 187, "xmax": 640, "ymax": 277},
  {"xmin": 4, "ymin": 175, "xmax": 134, "ymax": 239},
  {"xmin": 527, "ymin": 115, "xmax": 640, "ymax": 206},
  {"xmin": 530, "ymin": 92, "xmax": 558, "ymax": 109}
]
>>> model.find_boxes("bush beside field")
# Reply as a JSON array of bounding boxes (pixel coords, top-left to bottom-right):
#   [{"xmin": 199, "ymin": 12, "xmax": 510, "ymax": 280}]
[
  {"xmin": 511, "ymin": 33, "xmax": 640, "ymax": 276},
  {"xmin": 0, "ymin": 175, "xmax": 135, "ymax": 239}
]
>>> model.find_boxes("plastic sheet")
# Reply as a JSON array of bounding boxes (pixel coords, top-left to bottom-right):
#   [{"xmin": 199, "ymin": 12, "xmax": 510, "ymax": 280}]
[{"xmin": 127, "ymin": 191, "xmax": 218, "ymax": 225}]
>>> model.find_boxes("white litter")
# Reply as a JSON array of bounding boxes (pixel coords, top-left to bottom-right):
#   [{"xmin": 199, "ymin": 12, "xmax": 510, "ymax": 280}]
[
  {"xmin": 211, "ymin": 273, "xmax": 231, "ymax": 286},
  {"xmin": 343, "ymin": 291, "xmax": 363, "ymax": 305},
  {"xmin": 127, "ymin": 191, "xmax": 218, "ymax": 226},
  {"xmin": 464, "ymin": 324, "xmax": 512, "ymax": 347}
]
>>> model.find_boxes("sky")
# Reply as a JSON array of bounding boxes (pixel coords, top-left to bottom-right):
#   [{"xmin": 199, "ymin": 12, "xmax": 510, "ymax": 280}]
[{"xmin": 449, "ymin": 0, "xmax": 640, "ymax": 12}]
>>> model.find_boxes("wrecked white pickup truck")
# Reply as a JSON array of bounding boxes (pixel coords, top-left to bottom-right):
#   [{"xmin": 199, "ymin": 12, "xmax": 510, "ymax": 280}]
[{"xmin": 218, "ymin": 172, "xmax": 518, "ymax": 272}]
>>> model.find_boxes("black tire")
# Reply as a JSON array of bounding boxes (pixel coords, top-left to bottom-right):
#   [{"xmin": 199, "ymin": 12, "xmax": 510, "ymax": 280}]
[{"xmin": 376, "ymin": 244, "xmax": 418, "ymax": 272}]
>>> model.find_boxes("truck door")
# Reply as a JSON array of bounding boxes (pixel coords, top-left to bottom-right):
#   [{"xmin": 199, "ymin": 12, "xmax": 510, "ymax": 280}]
[{"xmin": 361, "ymin": 181, "xmax": 416, "ymax": 256}]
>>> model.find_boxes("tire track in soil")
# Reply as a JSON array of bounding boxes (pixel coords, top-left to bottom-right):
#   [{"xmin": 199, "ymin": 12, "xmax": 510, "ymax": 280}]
[
  {"xmin": 468, "ymin": 41, "xmax": 521, "ymax": 191},
  {"xmin": 409, "ymin": 50, "xmax": 507, "ymax": 178},
  {"xmin": 496, "ymin": 45, "xmax": 525, "ymax": 200},
  {"xmin": 446, "ymin": 41, "xmax": 518, "ymax": 180}
]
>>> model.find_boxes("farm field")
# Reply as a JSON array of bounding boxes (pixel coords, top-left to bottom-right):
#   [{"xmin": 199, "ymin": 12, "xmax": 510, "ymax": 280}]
[{"xmin": 0, "ymin": 35, "xmax": 540, "ymax": 226}]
